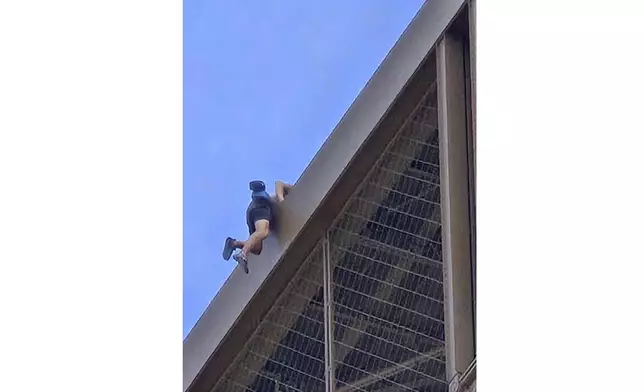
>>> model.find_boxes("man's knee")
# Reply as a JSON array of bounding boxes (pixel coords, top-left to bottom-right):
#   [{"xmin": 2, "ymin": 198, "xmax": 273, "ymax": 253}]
[
  {"xmin": 254, "ymin": 220, "xmax": 270, "ymax": 238},
  {"xmin": 256, "ymin": 226, "xmax": 270, "ymax": 238}
]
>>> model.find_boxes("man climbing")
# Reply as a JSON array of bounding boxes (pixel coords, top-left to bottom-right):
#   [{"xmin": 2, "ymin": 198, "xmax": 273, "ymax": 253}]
[{"xmin": 222, "ymin": 180, "xmax": 293, "ymax": 273}]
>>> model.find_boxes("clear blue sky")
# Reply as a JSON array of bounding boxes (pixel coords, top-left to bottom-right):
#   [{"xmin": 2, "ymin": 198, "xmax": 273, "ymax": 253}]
[{"xmin": 183, "ymin": 0, "xmax": 426, "ymax": 338}]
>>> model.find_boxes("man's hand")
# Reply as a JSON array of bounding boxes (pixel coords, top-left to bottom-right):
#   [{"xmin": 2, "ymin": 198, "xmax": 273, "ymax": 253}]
[{"xmin": 275, "ymin": 180, "xmax": 293, "ymax": 203}]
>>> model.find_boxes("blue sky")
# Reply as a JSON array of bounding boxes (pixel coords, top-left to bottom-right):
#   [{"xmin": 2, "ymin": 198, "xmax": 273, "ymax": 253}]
[{"xmin": 183, "ymin": 0, "xmax": 425, "ymax": 338}]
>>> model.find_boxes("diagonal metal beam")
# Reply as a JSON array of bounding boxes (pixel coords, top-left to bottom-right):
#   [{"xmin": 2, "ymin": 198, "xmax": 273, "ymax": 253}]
[
  {"xmin": 335, "ymin": 347, "xmax": 445, "ymax": 392},
  {"xmin": 331, "ymin": 88, "xmax": 444, "ymax": 379}
]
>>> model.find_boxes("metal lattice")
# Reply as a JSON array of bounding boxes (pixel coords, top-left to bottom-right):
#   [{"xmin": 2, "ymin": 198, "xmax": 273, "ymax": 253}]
[
  {"xmin": 328, "ymin": 78, "xmax": 445, "ymax": 392},
  {"xmin": 212, "ymin": 61, "xmax": 444, "ymax": 392},
  {"xmin": 214, "ymin": 244, "xmax": 327, "ymax": 392}
]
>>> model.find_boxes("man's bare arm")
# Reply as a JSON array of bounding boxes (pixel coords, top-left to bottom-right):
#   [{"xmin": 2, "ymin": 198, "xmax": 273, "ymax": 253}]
[{"xmin": 275, "ymin": 180, "xmax": 293, "ymax": 202}]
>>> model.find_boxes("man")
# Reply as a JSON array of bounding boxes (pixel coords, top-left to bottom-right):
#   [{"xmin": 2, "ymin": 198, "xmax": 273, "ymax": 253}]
[{"xmin": 222, "ymin": 180, "xmax": 293, "ymax": 273}]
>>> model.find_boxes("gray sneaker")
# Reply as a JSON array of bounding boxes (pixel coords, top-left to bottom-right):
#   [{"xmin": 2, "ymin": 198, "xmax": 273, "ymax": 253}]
[{"xmin": 232, "ymin": 252, "xmax": 249, "ymax": 274}]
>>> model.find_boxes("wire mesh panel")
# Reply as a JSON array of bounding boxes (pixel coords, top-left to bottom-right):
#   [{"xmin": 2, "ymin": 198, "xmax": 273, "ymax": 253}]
[
  {"xmin": 213, "ymin": 244, "xmax": 327, "ymax": 392},
  {"xmin": 328, "ymin": 67, "xmax": 447, "ymax": 392}
]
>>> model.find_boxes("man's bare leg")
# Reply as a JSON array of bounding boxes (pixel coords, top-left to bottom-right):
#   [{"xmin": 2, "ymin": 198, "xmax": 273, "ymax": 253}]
[
  {"xmin": 235, "ymin": 219, "xmax": 270, "ymax": 261},
  {"xmin": 231, "ymin": 239, "xmax": 262, "ymax": 255},
  {"xmin": 233, "ymin": 220, "xmax": 270, "ymax": 274}
]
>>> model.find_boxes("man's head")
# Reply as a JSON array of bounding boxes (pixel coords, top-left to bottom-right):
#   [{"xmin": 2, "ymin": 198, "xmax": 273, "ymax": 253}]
[{"xmin": 250, "ymin": 180, "xmax": 271, "ymax": 200}]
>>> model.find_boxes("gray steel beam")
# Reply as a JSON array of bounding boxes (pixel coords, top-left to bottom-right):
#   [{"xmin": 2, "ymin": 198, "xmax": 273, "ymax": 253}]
[
  {"xmin": 467, "ymin": 0, "xmax": 477, "ymax": 344},
  {"xmin": 468, "ymin": 0, "xmax": 476, "ymax": 161},
  {"xmin": 323, "ymin": 234, "xmax": 336, "ymax": 392},
  {"xmin": 437, "ymin": 25, "xmax": 475, "ymax": 389}
]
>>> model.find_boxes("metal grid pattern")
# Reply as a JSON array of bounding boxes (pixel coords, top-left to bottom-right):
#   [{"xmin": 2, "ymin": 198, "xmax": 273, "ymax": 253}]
[
  {"xmin": 214, "ymin": 244, "xmax": 327, "ymax": 392},
  {"xmin": 328, "ymin": 78, "xmax": 446, "ymax": 392}
]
